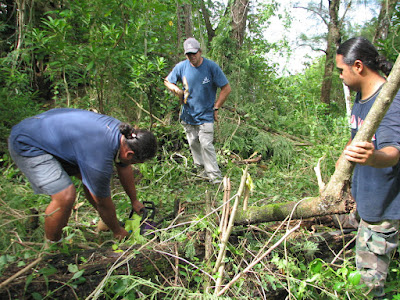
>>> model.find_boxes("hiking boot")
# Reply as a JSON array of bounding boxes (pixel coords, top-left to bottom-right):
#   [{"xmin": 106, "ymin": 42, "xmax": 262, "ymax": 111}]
[{"xmin": 332, "ymin": 212, "xmax": 359, "ymax": 230}]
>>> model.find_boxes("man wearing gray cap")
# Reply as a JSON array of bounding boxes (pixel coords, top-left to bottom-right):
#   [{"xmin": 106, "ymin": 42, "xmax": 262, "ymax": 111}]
[{"xmin": 164, "ymin": 37, "xmax": 231, "ymax": 184}]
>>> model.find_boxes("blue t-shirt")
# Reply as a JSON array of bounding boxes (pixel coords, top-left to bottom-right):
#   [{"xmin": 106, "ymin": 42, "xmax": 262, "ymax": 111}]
[
  {"xmin": 350, "ymin": 87, "xmax": 400, "ymax": 222},
  {"xmin": 9, "ymin": 108, "xmax": 122, "ymax": 198},
  {"xmin": 167, "ymin": 58, "xmax": 229, "ymax": 125}
]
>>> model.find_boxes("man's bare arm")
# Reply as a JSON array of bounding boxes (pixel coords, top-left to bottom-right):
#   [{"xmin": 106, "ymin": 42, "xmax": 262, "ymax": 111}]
[
  {"xmin": 116, "ymin": 164, "xmax": 144, "ymax": 214},
  {"xmin": 164, "ymin": 77, "xmax": 184, "ymax": 103},
  {"xmin": 213, "ymin": 83, "xmax": 231, "ymax": 122}
]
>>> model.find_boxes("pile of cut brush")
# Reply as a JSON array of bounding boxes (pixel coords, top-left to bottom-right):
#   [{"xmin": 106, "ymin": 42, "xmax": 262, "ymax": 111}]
[{"xmin": 0, "ymin": 168, "xmax": 356, "ymax": 299}]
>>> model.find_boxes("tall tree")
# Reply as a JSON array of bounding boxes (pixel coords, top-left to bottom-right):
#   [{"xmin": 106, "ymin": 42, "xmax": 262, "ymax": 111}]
[
  {"xmin": 373, "ymin": 0, "xmax": 399, "ymax": 43},
  {"xmin": 320, "ymin": 0, "xmax": 343, "ymax": 105},
  {"xmin": 230, "ymin": 0, "xmax": 250, "ymax": 48},
  {"xmin": 197, "ymin": 0, "xmax": 251, "ymax": 52},
  {"xmin": 176, "ymin": 2, "xmax": 193, "ymax": 45},
  {"xmin": 296, "ymin": 1, "xmax": 362, "ymax": 106},
  {"xmin": 200, "ymin": 0, "xmax": 216, "ymax": 47}
]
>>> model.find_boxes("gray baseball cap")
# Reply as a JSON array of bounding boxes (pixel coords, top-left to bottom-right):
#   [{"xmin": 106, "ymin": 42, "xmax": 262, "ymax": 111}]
[{"xmin": 184, "ymin": 38, "xmax": 200, "ymax": 54}]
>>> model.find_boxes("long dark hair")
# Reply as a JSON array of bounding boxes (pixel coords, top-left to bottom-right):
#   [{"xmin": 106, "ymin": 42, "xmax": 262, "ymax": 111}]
[
  {"xmin": 337, "ymin": 37, "xmax": 393, "ymax": 76},
  {"xmin": 119, "ymin": 123, "xmax": 157, "ymax": 161}
]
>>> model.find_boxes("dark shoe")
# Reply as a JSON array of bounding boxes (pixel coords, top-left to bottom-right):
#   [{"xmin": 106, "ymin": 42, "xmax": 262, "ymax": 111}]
[{"xmin": 332, "ymin": 212, "xmax": 359, "ymax": 229}]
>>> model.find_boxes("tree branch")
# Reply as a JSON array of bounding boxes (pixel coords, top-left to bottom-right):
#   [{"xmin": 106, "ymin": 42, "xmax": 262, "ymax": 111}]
[{"xmin": 235, "ymin": 53, "xmax": 400, "ymax": 225}]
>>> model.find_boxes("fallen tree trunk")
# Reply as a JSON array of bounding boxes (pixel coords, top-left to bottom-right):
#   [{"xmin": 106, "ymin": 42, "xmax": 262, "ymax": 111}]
[{"xmin": 235, "ymin": 54, "xmax": 400, "ymax": 225}]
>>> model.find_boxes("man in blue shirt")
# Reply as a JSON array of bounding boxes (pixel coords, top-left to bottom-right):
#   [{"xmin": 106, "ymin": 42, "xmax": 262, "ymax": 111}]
[
  {"xmin": 164, "ymin": 37, "xmax": 231, "ymax": 184},
  {"xmin": 336, "ymin": 37, "xmax": 400, "ymax": 298},
  {"xmin": 8, "ymin": 108, "xmax": 157, "ymax": 243}
]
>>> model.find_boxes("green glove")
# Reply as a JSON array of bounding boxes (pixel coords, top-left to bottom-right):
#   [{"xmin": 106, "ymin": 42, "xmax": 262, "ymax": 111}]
[{"xmin": 124, "ymin": 213, "xmax": 146, "ymax": 244}]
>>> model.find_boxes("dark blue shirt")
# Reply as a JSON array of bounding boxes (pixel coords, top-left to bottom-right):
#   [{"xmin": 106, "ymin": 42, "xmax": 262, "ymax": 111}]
[
  {"xmin": 9, "ymin": 108, "xmax": 122, "ymax": 198},
  {"xmin": 167, "ymin": 58, "xmax": 229, "ymax": 125},
  {"xmin": 350, "ymin": 87, "xmax": 400, "ymax": 222}
]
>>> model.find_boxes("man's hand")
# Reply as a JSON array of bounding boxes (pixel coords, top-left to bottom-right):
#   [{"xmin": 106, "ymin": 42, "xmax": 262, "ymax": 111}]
[
  {"xmin": 214, "ymin": 110, "xmax": 219, "ymax": 122},
  {"xmin": 344, "ymin": 142, "xmax": 400, "ymax": 168},
  {"xmin": 132, "ymin": 199, "xmax": 145, "ymax": 215},
  {"xmin": 176, "ymin": 88, "xmax": 184, "ymax": 104},
  {"xmin": 113, "ymin": 226, "xmax": 129, "ymax": 240},
  {"xmin": 343, "ymin": 141, "xmax": 375, "ymax": 165}
]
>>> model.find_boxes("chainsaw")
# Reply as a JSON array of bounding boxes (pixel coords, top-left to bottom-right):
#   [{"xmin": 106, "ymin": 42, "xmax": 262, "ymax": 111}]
[{"xmin": 126, "ymin": 201, "xmax": 157, "ymax": 236}]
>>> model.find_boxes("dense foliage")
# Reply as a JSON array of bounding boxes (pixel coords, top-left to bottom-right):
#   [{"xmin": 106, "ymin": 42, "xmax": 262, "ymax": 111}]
[{"xmin": 1, "ymin": 0, "xmax": 400, "ymax": 299}]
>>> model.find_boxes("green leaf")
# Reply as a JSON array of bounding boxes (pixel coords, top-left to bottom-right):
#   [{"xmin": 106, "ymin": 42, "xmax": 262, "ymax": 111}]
[
  {"xmin": 0, "ymin": 254, "xmax": 15, "ymax": 270},
  {"xmin": 17, "ymin": 261, "xmax": 26, "ymax": 267},
  {"xmin": 86, "ymin": 61, "xmax": 94, "ymax": 71},
  {"xmin": 348, "ymin": 271, "xmax": 361, "ymax": 285},
  {"xmin": 71, "ymin": 270, "xmax": 85, "ymax": 280},
  {"xmin": 339, "ymin": 266, "xmax": 349, "ymax": 277},
  {"xmin": 333, "ymin": 281, "xmax": 346, "ymax": 292},
  {"xmin": 309, "ymin": 259, "xmax": 322, "ymax": 274},
  {"xmin": 113, "ymin": 279, "xmax": 126, "ymax": 294},
  {"xmin": 68, "ymin": 264, "xmax": 79, "ymax": 273},
  {"xmin": 25, "ymin": 274, "xmax": 34, "ymax": 291},
  {"xmin": 306, "ymin": 274, "xmax": 321, "ymax": 283},
  {"xmin": 31, "ymin": 292, "xmax": 43, "ymax": 300},
  {"xmin": 73, "ymin": 276, "xmax": 86, "ymax": 285},
  {"xmin": 39, "ymin": 267, "xmax": 58, "ymax": 276}
]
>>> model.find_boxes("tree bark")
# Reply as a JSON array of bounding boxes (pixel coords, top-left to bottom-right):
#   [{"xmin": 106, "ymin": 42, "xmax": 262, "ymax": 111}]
[
  {"xmin": 177, "ymin": 3, "xmax": 193, "ymax": 41},
  {"xmin": 15, "ymin": 0, "xmax": 28, "ymax": 53},
  {"xmin": 373, "ymin": 0, "xmax": 398, "ymax": 43},
  {"xmin": 235, "ymin": 54, "xmax": 400, "ymax": 225},
  {"xmin": 176, "ymin": 2, "xmax": 193, "ymax": 52},
  {"xmin": 183, "ymin": 4, "xmax": 193, "ymax": 38},
  {"xmin": 320, "ymin": 0, "xmax": 341, "ymax": 105},
  {"xmin": 200, "ymin": 0, "xmax": 215, "ymax": 47},
  {"xmin": 230, "ymin": 0, "xmax": 250, "ymax": 48}
]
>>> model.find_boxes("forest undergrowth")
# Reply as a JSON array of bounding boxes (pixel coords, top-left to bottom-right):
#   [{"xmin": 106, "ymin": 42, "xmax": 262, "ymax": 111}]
[
  {"xmin": 1, "ymin": 97, "xmax": 400, "ymax": 299},
  {"xmin": 1, "ymin": 0, "xmax": 400, "ymax": 298},
  {"xmin": 1, "ymin": 59, "xmax": 400, "ymax": 299}
]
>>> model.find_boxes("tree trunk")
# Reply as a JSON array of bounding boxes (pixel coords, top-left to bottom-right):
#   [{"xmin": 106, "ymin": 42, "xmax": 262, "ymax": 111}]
[
  {"xmin": 320, "ymin": 0, "xmax": 341, "ymax": 105},
  {"xmin": 373, "ymin": 0, "xmax": 398, "ymax": 43},
  {"xmin": 177, "ymin": 3, "xmax": 193, "ymax": 42},
  {"xmin": 183, "ymin": 4, "xmax": 193, "ymax": 38},
  {"xmin": 15, "ymin": 0, "xmax": 26, "ymax": 51},
  {"xmin": 235, "ymin": 54, "xmax": 400, "ymax": 225},
  {"xmin": 230, "ymin": 0, "xmax": 250, "ymax": 48},
  {"xmin": 200, "ymin": 0, "xmax": 215, "ymax": 47}
]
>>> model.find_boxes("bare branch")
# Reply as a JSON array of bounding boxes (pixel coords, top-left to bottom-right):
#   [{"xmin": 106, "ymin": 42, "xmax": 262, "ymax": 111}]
[{"xmin": 294, "ymin": 5, "xmax": 328, "ymax": 27}]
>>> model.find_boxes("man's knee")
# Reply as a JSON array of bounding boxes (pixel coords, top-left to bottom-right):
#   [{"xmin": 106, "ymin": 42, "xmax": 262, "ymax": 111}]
[{"xmin": 51, "ymin": 184, "xmax": 76, "ymax": 208}]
